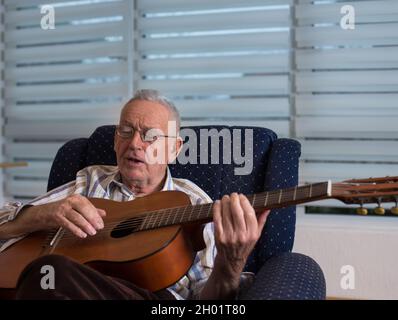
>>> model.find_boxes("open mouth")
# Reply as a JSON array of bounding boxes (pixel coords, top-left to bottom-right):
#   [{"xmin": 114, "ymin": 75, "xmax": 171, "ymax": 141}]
[{"xmin": 126, "ymin": 157, "xmax": 145, "ymax": 165}]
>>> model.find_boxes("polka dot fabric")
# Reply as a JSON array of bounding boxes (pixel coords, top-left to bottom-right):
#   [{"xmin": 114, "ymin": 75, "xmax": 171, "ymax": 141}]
[
  {"xmin": 47, "ymin": 125, "xmax": 301, "ymax": 276},
  {"xmin": 47, "ymin": 138, "xmax": 89, "ymax": 192},
  {"xmin": 86, "ymin": 125, "xmax": 117, "ymax": 167},
  {"xmin": 240, "ymin": 252, "xmax": 326, "ymax": 300},
  {"xmin": 245, "ymin": 138, "xmax": 301, "ymax": 274}
]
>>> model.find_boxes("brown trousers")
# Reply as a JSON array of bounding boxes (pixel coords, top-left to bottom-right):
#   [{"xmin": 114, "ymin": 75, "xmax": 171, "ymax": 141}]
[{"xmin": 15, "ymin": 254, "xmax": 176, "ymax": 300}]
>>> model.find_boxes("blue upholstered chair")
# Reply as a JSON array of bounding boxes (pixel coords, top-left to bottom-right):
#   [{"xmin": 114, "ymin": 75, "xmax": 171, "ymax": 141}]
[{"xmin": 47, "ymin": 125, "xmax": 326, "ymax": 300}]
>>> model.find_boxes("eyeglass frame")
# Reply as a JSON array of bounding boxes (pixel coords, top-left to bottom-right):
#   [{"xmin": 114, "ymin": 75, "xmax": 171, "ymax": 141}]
[{"xmin": 115, "ymin": 125, "xmax": 179, "ymax": 143}]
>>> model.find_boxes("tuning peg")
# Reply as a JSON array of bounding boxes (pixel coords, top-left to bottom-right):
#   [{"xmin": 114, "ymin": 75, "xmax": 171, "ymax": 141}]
[
  {"xmin": 391, "ymin": 207, "xmax": 398, "ymax": 215},
  {"xmin": 356, "ymin": 207, "xmax": 368, "ymax": 215},
  {"xmin": 374, "ymin": 206, "xmax": 385, "ymax": 215}
]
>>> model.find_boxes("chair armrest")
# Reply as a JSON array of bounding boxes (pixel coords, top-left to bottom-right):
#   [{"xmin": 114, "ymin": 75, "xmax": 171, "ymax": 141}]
[{"xmin": 240, "ymin": 252, "xmax": 326, "ymax": 300}]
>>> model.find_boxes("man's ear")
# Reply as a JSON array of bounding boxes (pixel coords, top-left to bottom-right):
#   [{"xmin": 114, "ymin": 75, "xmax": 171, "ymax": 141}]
[{"xmin": 175, "ymin": 136, "xmax": 183, "ymax": 156}]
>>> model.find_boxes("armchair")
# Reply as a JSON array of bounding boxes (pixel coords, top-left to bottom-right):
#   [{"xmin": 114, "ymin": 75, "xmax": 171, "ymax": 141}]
[{"xmin": 47, "ymin": 125, "xmax": 326, "ymax": 299}]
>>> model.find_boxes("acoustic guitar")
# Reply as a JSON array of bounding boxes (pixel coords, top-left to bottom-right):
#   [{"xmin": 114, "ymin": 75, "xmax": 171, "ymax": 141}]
[{"xmin": 0, "ymin": 176, "xmax": 397, "ymax": 298}]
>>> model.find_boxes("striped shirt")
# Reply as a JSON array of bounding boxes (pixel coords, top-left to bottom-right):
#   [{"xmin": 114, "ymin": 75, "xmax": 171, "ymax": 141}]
[{"xmin": 0, "ymin": 165, "xmax": 216, "ymax": 299}]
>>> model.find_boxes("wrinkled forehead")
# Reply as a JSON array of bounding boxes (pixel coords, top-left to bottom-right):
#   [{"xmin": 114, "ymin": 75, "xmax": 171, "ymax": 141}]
[{"xmin": 119, "ymin": 99, "xmax": 172, "ymax": 129}]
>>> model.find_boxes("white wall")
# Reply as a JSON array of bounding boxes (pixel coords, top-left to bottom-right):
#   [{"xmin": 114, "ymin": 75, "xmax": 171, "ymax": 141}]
[{"xmin": 294, "ymin": 208, "xmax": 398, "ymax": 299}]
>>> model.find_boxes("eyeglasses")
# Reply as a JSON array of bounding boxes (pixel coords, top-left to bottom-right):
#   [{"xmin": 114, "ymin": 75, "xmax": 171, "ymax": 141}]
[{"xmin": 116, "ymin": 125, "xmax": 178, "ymax": 143}]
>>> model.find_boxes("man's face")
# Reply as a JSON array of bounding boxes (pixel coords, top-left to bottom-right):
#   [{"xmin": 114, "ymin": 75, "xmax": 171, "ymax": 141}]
[{"xmin": 114, "ymin": 99, "xmax": 180, "ymax": 190}]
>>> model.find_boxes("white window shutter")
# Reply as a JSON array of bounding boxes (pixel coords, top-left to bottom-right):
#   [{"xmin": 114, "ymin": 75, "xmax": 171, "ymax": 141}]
[
  {"xmin": 3, "ymin": 0, "xmax": 132, "ymax": 200},
  {"xmin": 295, "ymin": 0, "xmax": 398, "ymax": 209},
  {"xmin": 2, "ymin": 0, "xmax": 397, "ymax": 210},
  {"xmin": 136, "ymin": 0, "xmax": 293, "ymax": 137}
]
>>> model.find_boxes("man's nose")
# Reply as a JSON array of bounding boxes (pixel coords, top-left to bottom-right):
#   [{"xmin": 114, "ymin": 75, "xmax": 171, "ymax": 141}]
[{"xmin": 128, "ymin": 130, "xmax": 145, "ymax": 149}]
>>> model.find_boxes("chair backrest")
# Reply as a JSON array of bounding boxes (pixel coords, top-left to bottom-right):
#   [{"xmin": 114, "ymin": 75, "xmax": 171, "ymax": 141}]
[{"xmin": 48, "ymin": 125, "xmax": 301, "ymax": 273}]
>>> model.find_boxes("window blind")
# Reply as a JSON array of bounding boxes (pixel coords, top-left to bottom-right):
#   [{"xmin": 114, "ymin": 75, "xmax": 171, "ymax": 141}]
[
  {"xmin": 3, "ymin": 0, "xmax": 132, "ymax": 200},
  {"xmin": 2, "ymin": 0, "xmax": 397, "ymax": 209},
  {"xmin": 136, "ymin": 0, "xmax": 293, "ymax": 137},
  {"xmin": 295, "ymin": 0, "xmax": 398, "ymax": 209}
]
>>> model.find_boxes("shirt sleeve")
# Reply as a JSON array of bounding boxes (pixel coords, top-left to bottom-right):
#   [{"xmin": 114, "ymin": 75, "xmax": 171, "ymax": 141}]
[
  {"xmin": 0, "ymin": 201, "xmax": 25, "ymax": 252},
  {"xmin": 165, "ymin": 179, "xmax": 216, "ymax": 299},
  {"xmin": 183, "ymin": 185, "xmax": 216, "ymax": 299},
  {"xmin": 0, "ymin": 202, "xmax": 23, "ymax": 226},
  {"xmin": 0, "ymin": 180, "xmax": 77, "ymax": 253},
  {"xmin": 187, "ymin": 222, "xmax": 216, "ymax": 299}
]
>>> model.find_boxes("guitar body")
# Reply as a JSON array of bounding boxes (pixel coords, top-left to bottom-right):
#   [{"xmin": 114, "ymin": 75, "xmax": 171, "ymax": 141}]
[
  {"xmin": 0, "ymin": 191, "xmax": 197, "ymax": 298},
  {"xmin": 3, "ymin": 174, "xmax": 395, "ymax": 299}
]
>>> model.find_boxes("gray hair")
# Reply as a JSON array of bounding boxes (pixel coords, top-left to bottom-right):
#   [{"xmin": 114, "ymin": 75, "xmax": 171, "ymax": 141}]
[{"xmin": 125, "ymin": 89, "xmax": 181, "ymax": 132}]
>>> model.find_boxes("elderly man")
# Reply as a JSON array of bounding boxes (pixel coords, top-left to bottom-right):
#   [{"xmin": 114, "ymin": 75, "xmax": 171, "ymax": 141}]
[{"xmin": 0, "ymin": 89, "xmax": 270, "ymax": 300}]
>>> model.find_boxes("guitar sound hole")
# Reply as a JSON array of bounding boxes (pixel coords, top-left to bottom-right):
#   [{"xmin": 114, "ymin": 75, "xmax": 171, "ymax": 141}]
[{"xmin": 111, "ymin": 218, "xmax": 141, "ymax": 238}]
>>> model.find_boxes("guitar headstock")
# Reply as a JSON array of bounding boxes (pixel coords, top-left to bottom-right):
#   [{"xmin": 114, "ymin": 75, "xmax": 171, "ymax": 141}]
[{"xmin": 332, "ymin": 176, "xmax": 398, "ymax": 215}]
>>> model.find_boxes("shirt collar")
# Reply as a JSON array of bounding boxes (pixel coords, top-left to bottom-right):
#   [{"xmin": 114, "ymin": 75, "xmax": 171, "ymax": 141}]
[
  {"xmin": 108, "ymin": 166, "xmax": 174, "ymax": 196},
  {"xmin": 160, "ymin": 166, "xmax": 174, "ymax": 191}
]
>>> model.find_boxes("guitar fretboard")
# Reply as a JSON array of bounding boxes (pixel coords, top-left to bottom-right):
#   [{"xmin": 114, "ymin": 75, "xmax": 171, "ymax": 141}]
[{"xmin": 138, "ymin": 181, "xmax": 331, "ymax": 231}]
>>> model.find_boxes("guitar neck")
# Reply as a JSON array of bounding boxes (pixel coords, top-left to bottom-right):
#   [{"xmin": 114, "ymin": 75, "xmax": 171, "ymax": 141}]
[{"xmin": 139, "ymin": 181, "xmax": 332, "ymax": 231}]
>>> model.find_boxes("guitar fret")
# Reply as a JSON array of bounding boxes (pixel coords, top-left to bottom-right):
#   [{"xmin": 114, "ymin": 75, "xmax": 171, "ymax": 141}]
[
  {"xmin": 178, "ymin": 207, "xmax": 184, "ymax": 223},
  {"xmin": 172, "ymin": 209, "xmax": 177, "ymax": 225},
  {"xmin": 164, "ymin": 209, "xmax": 170, "ymax": 226},
  {"xmin": 278, "ymin": 189, "xmax": 283, "ymax": 204},
  {"xmin": 171, "ymin": 207, "xmax": 178, "ymax": 225},
  {"xmin": 160, "ymin": 211, "xmax": 166, "ymax": 227},
  {"xmin": 139, "ymin": 215, "xmax": 147, "ymax": 231},
  {"xmin": 138, "ymin": 216, "xmax": 145, "ymax": 231},
  {"xmin": 179, "ymin": 207, "xmax": 184, "ymax": 222},
  {"xmin": 147, "ymin": 213, "xmax": 153, "ymax": 229},
  {"xmin": 152, "ymin": 212, "xmax": 158, "ymax": 228},
  {"xmin": 309, "ymin": 184, "xmax": 313, "ymax": 198},
  {"xmin": 251, "ymin": 194, "xmax": 256, "ymax": 206},
  {"xmin": 290, "ymin": 188, "xmax": 296, "ymax": 201},
  {"xmin": 264, "ymin": 192, "xmax": 269, "ymax": 206},
  {"xmin": 187, "ymin": 205, "xmax": 192, "ymax": 223},
  {"xmin": 197, "ymin": 205, "xmax": 203, "ymax": 220},
  {"xmin": 172, "ymin": 209, "xmax": 179, "ymax": 223},
  {"xmin": 146, "ymin": 216, "xmax": 151, "ymax": 230},
  {"xmin": 159, "ymin": 210, "xmax": 165, "ymax": 228},
  {"xmin": 207, "ymin": 203, "xmax": 212, "ymax": 219},
  {"xmin": 153, "ymin": 211, "xmax": 160, "ymax": 229},
  {"xmin": 282, "ymin": 189, "xmax": 289, "ymax": 202}
]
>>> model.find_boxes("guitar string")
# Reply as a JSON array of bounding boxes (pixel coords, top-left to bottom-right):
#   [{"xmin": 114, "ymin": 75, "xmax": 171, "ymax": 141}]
[
  {"xmin": 57, "ymin": 188, "xmax": 302, "ymax": 238},
  {"xmin": 52, "ymin": 180, "xmax": 392, "ymax": 240},
  {"xmin": 54, "ymin": 185, "xmax": 325, "ymax": 242},
  {"xmin": 50, "ymin": 184, "xmax": 326, "ymax": 242},
  {"xmin": 54, "ymin": 184, "xmax": 327, "ymax": 242},
  {"xmin": 53, "ymin": 195, "xmax": 330, "ymax": 243},
  {"xmin": 49, "ymin": 184, "xmax": 397, "ymax": 244}
]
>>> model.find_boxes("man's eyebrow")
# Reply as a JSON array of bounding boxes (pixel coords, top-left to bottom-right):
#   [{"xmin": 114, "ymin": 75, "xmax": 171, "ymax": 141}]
[{"xmin": 120, "ymin": 121, "xmax": 153, "ymax": 131}]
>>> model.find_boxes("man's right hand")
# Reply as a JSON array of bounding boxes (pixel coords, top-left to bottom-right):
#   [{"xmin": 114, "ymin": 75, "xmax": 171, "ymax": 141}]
[{"xmin": 0, "ymin": 194, "xmax": 106, "ymax": 240}]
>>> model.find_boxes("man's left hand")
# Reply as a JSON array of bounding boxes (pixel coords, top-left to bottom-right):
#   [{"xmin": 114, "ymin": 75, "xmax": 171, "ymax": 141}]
[{"xmin": 213, "ymin": 193, "xmax": 270, "ymax": 279}]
